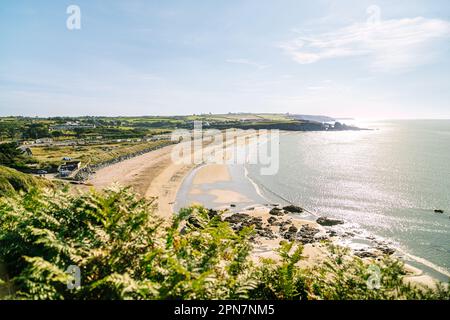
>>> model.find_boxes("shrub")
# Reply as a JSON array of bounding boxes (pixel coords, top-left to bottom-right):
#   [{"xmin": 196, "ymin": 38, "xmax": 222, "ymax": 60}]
[{"xmin": 0, "ymin": 187, "xmax": 448, "ymax": 300}]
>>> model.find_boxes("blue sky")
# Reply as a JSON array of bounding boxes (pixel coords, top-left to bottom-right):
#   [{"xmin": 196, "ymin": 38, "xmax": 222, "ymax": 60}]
[{"xmin": 1, "ymin": 0, "xmax": 450, "ymax": 118}]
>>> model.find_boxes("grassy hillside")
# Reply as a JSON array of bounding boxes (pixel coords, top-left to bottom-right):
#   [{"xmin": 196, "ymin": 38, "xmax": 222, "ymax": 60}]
[
  {"xmin": 30, "ymin": 140, "xmax": 172, "ymax": 168},
  {"xmin": 0, "ymin": 165, "xmax": 53, "ymax": 196}
]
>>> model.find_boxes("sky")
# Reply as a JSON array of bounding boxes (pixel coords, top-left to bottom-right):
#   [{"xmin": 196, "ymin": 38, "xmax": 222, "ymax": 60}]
[{"xmin": 1, "ymin": 0, "xmax": 450, "ymax": 119}]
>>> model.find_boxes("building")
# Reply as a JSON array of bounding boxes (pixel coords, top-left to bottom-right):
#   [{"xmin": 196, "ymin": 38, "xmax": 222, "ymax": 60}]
[
  {"xmin": 50, "ymin": 121, "xmax": 96, "ymax": 131},
  {"xmin": 58, "ymin": 160, "xmax": 82, "ymax": 177},
  {"xmin": 35, "ymin": 138, "xmax": 53, "ymax": 144}
]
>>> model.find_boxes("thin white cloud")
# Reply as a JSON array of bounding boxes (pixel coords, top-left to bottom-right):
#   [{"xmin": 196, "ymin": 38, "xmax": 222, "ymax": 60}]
[
  {"xmin": 226, "ymin": 58, "xmax": 269, "ymax": 70},
  {"xmin": 280, "ymin": 17, "xmax": 450, "ymax": 72},
  {"xmin": 307, "ymin": 86, "xmax": 326, "ymax": 91}
]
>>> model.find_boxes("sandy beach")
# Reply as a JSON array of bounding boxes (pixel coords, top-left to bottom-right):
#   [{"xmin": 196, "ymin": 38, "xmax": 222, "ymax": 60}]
[
  {"xmin": 86, "ymin": 130, "xmax": 260, "ymax": 218},
  {"xmin": 86, "ymin": 143, "xmax": 184, "ymax": 218}
]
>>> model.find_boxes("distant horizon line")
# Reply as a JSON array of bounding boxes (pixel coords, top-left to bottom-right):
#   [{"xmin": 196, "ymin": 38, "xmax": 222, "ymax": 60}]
[{"xmin": 1, "ymin": 113, "xmax": 449, "ymax": 121}]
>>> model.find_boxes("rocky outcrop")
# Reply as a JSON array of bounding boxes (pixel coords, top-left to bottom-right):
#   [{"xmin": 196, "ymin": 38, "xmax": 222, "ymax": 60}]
[
  {"xmin": 326, "ymin": 230, "xmax": 337, "ymax": 237},
  {"xmin": 207, "ymin": 209, "xmax": 220, "ymax": 220},
  {"xmin": 269, "ymin": 207, "xmax": 285, "ymax": 216},
  {"xmin": 316, "ymin": 216, "xmax": 344, "ymax": 226},
  {"xmin": 354, "ymin": 249, "xmax": 379, "ymax": 259},
  {"xmin": 224, "ymin": 213, "xmax": 275, "ymax": 239},
  {"xmin": 376, "ymin": 245, "xmax": 395, "ymax": 255},
  {"xmin": 279, "ymin": 220, "xmax": 292, "ymax": 232},
  {"xmin": 283, "ymin": 230, "xmax": 297, "ymax": 241},
  {"xmin": 267, "ymin": 216, "xmax": 281, "ymax": 226},
  {"xmin": 282, "ymin": 223, "xmax": 323, "ymax": 243},
  {"xmin": 282, "ymin": 205, "xmax": 304, "ymax": 213},
  {"xmin": 296, "ymin": 225, "xmax": 321, "ymax": 244},
  {"xmin": 224, "ymin": 213, "xmax": 259, "ymax": 227},
  {"xmin": 434, "ymin": 209, "xmax": 444, "ymax": 213},
  {"xmin": 256, "ymin": 228, "xmax": 275, "ymax": 239},
  {"xmin": 354, "ymin": 244, "xmax": 395, "ymax": 259}
]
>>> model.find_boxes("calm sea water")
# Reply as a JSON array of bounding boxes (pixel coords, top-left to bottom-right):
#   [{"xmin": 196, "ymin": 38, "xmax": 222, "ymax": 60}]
[{"xmin": 247, "ymin": 120, "xmax": 450, "ymax": 280}]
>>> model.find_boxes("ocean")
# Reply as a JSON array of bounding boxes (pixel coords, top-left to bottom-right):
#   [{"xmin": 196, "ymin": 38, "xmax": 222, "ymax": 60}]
[{"xmin": 246, "ymin": 120, "xmax": 450, "ymax": 281}]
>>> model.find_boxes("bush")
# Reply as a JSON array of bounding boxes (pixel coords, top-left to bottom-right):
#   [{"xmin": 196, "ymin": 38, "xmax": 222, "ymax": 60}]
[{"xmin": 0, "ymin": 187, "xmax": 448, "ymax": 300}]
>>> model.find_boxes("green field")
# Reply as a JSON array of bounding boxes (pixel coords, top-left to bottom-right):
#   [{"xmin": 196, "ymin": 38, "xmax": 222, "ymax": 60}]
[{"xmin": 30, "ymin": 140, "xmax": 171, "ymax": 168}]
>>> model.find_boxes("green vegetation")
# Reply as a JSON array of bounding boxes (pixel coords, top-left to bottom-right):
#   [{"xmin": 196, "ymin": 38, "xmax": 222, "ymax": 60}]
[
  {"xmin": 1, "ymin": 186, "xmax": 448, "ymax": 300},
  {"xmin": 0, "ymin": 114, "xmax": 324, "ymax": 143},
  {"xmin": 30, "ymin": 140, "xmax": 172, "ymax": 168},
  {"xmin": 0, "ymin": 142, "xmax": 30, "ymax": 169},
  {"xmin": 0, "ymin": 114, "xmax": 333, "ymax": 172},
  {"xmin": 0, "ymin": 165, "xmax": 53, "ymax": 196}
]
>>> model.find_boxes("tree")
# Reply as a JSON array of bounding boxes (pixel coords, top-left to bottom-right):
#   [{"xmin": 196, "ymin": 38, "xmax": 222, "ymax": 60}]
[
  {"xmin": 0, "ymin": 121, "xmax": 25, "ymax": 140},
  {"xmin": 0, "ymin": 142, "xmax": 27, "ymax": 169},
  {"xmin": 50, "ymin": 130, "xmax": 63, "ymax": 138},
  {"xmin": 23, "ymin": 123, "xmax": 50, "ymax": 140}
]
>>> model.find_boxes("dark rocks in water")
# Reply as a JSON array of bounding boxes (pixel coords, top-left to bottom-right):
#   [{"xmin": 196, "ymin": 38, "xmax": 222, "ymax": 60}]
[
  {"xmin": 344, "ymin": 231, "xmax": 355, "ymax": 237},
  {"xmin": 376, "ymin": 246, "xmax": 395, "ymax": 255},
  {"xmin": 282, "ymin": 205, "xmax": 304, "ymax": 213},
  {"xmin": 316, "ymin": 216, "xmax": 344, "ymax": 226},
  {"xmin": 230, "ymin": 204, "xmax": 236, "ymax": 208},
  {"xmin": 434, "ymin": 209, "xmax": 444, "ymax": 213},
  {"xmin": 354, "ymin": 250, "xmax": 379, "ymax": 259},
  {"xmin": 269, "ymin": 207, "xmax": 285, "ymax": 216},
  {"xmin": 326, "ymin": 230, "xmax": 338, "ymax": 237}
]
